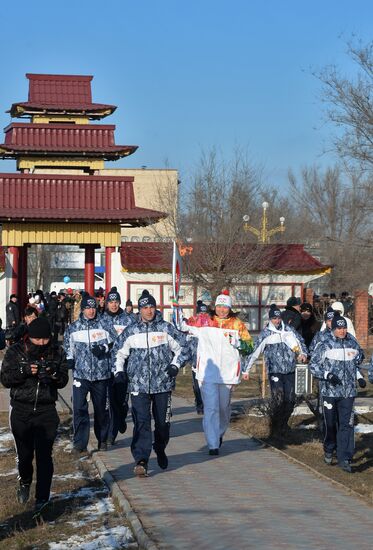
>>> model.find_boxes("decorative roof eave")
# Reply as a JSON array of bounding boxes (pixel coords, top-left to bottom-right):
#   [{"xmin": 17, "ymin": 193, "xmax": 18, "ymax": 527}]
[
  {"xmin": 9, "ymin": 102, "xmax": 117, "ymax": 119},
  {"xmin": 0, "ymin": 145, "xmax": 138, "ymax": 160},
  {"xmin": 0, "ymin": 208, "xmax": 166, "ymax": 225}
]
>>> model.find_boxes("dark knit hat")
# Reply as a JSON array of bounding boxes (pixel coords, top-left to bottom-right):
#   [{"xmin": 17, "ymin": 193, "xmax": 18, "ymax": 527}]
[
  {"xmin": 324, "ymin": 307, "xmax": 335, "ymax": 321},
  {"xmin": 138, "ymin": 289, "xmax": 156, "ymax": 309},
  {"xmin": 28, "ymin": 317, "xmax": 52, "ymax": 339},
  {"xmin": 332, "ymin": 314, "xmax": 347, "ymax": 330},
  {"xmin": 106, "ymin": 286, "xmax": 121, "ymax": 303},
  {"xmin": 269, "ymin": 304, "xmax": 282, "ymax": 319},
  {"xmin": 81, "ymin": 293, "xmax": 97, "ymax": 310},
  {"xmin": 196, "ymin": 300, "xmax": 208, "ymax": 314},
  {"xmin": 125, "ymin": 299, "xmax": 133, "ymax": 307},
  {"xmin": 287, "ymin": 296, "xmax": 301, "ymax": 307}
]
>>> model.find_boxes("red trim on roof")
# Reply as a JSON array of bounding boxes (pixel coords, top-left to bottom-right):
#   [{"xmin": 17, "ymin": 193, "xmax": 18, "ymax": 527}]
[
  {"xmin": 9, "ymin": 73, "xmax": 116, "ymax": 117},
  {"xmin": 0, "ymin": 173, "xmax": 165, "ymax": 224},
  {"xmin": 120, "ymin": 242, "xmax": 330, "ymax": 274}
]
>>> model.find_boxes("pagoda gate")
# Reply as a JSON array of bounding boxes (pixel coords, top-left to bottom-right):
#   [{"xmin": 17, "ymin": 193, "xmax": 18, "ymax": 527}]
[{"xmin": 0, "ymin": 73, "xmax": 164, "ymax": 309}]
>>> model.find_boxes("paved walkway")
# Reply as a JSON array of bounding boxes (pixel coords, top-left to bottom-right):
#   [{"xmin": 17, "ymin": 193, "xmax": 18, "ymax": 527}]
[
  {"xmin": 94, "ymin": 396, "xmax": 373, "ymax": 550},
  {"xmin": 1, "ymin": 382, "xmax": 372, "ymax": 549}
]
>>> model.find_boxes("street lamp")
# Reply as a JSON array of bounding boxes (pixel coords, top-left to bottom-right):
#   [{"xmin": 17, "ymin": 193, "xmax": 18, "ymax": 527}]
[{"xmin": 243, "ymin": 202, "xmax": 285, "ymax": 244}]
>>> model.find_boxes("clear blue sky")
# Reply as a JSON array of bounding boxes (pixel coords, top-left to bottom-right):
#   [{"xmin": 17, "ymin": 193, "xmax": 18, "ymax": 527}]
[{"xmin": 0, "ymin": 0, "xmax": 372, "ymax": 189}]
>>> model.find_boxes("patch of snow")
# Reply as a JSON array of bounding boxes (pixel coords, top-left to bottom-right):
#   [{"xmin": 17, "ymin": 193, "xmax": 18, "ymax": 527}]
[
  {"xmin": 295, "ymin": 424, "xmax": 317, "ymax": 430},
  {"xmin": 54, "ymin": 472, "xmax": 87, "ymax": 481},
  {"xmin": 0, "ymin": 431, "xmax": 13, "ymax": 453},
  {"xmin": 54, "ymin": 485, "xmax": 108, "ymax": 502},
  {"xmin": 354, "ymin": 424, "xmax": 373, "ymax": 434},
  {"xmin": 0, "ymin": 468, "xmax": 17, "ymax": 477},
  {"xmin": 67, "ymin": 497, "xmax": 115, "ymax": 527},
  {"xmin": 49, "ymin": 525, "xmax": 134, "ymax": 549}
]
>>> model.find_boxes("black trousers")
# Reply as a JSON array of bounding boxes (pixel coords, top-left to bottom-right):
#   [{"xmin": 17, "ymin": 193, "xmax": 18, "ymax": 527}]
[
  {"xmin": 322, "ymin": 396, "xmax": 355, "ymax": 462},
  {"xmin": 130, "ymin": 392, "xmax": 172, "ymax": 463},
  {"xmin": 108, "ymin": 374, "xmax": 129, "ymax": 442},
  {"xmin": 192, "ymin": 369, "xmax": 203, "ymax": 411},
  {"xmin": 11, "ymin": 405, "xmax": 59, "ymax": 502},
  {"xmin": 269, "ymin": 372, "xmax": 296, "ymax": 429},
  {"xmin": 72, "ymin": 378, "xmax": 110, "ymax": 450}
]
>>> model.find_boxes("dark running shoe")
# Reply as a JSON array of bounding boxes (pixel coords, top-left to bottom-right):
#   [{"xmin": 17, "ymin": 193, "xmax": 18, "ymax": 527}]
[
  {"xmin": 17, "ymin": 482, "xmax": 31, "ymax": 504},
  {"xmin": 98, "ymin": 441, "xmax": 108, "ymax": 452},
  {"xmin": 134, "ymin": 460, "xmax": 148, "ymax": 477},
  {"xmin": 209, "ymin": 448, "xmax": 219, "ymax": 456},
  {"xmin": 156, "ymin": 449, "xmax": 168, "ymax": 470},
  {"xmin": 338, "ymin": 460, "xmax": 352, "ymax": 473},
  {"xmin": 33, "ymin": 499, "xmax": 49, "ymax": 519},
  {"xmin": 196, "ymin": 406, "xmax": 204, "ymax": 415}
]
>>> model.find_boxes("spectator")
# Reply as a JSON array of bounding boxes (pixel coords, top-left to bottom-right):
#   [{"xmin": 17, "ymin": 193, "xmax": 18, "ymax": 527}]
[
  {"xmin": 72, "ymin": 290, "xmax": 82, "ymax": 323},
  {"xmin": 320, "ymin": 301, "xmax": 356, "ymax": 337},
  {"xmin": 6, "ymin": 294, "xmax": 20, "ymax": 330},
  {"xmin": 125, "ymin": 299, "xmax": 134, "ymax": 315},
  {"xmin": 300, "ymin": 302, "xmax": 321, "ymax": 348},
  {"xmin": 281, "ymin": 296, "xmax": 302, "ymax": 333}
]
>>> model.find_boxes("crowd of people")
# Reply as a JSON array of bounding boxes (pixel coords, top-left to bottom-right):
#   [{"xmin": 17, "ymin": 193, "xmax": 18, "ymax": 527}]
[{"xmin": 0, "ymin": 286, "xmax": 372, "ymax": 517}]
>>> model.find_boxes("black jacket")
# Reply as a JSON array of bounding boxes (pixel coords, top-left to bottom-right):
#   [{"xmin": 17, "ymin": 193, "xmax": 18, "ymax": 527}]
[
  {"xmin": 281, "ymin": 306, "xmax": 302, "ymax": 333},
  {"xmin": 6, "ymin": 301, "xmax": 20, "ymax": 327},
  {"xmin": 0, "ymin": 339, "xmax": 69, "ymax": 410}
]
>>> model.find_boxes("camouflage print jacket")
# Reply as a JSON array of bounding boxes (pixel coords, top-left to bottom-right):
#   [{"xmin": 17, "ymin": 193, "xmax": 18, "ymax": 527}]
[
  {"xmin": 112, "ymin": 313, "xmax": 188, "ymax": 394},
  {"xmin": 245, "ymin": 321, "xmax": 307, "ymax": 375},
  {"xmin": 308, "ymin": 332, "xmax": 364, "ymax": 398},
  {"xmin": 63, "ymin": 314, "xmax": 116, "ymax": 381}
]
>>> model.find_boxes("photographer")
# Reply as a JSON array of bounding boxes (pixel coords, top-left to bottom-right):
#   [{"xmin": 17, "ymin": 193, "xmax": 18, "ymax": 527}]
[{"xmin": 0, "ymin": 317, "xmax": 68, "ymax": 516}]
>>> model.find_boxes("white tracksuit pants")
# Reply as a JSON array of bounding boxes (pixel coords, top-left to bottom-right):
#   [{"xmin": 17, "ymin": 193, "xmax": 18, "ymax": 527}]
[{"xmin": 199, "ymin": 382, "xmax": 232, "ymax": 449}]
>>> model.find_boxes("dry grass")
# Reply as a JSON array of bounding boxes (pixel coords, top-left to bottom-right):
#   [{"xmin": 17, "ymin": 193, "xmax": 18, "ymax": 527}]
[
  {"xmin": 233, "ymin": 411, "xmax": 373, "ymax": 503},
  {"xmin": 0, "ymin": 412, "xmax": 136, "ymax": 550}
]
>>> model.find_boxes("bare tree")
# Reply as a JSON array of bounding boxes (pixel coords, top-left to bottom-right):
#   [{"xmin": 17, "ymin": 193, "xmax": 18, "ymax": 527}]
[
  {"xmin": 316, "ymin": 39, "xmax": 373, "ymax": 170},
  {"xmin": 288, "ymin": 164, "xmax": 373, "ymax": 290}
]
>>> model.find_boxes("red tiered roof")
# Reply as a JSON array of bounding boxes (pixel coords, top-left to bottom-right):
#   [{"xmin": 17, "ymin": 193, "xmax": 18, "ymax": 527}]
[
  {"xmin": 9, "ymin": 74, "xmax": 116, "ymax": 118},
  {"xmin": 0, "ymin": 123, "xmax": 137, "ymax": 159},
  {"xmin": 120, "ymin": 242, "xmax": 330, "ymax": 274},
  {"xmin": 0, "ymin": 173, "xmax": 165, "ymax": 225}
]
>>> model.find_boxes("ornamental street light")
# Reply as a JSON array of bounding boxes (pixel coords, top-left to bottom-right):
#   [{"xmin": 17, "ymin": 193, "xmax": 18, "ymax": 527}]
[{"xmin": 243, "ymin": 201, "xmax": 285, "ymax": 244}]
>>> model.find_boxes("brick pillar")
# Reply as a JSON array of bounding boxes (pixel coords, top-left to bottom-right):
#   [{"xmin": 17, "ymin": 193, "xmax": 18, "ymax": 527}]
[
  {"xmin": 354, "ymin": 290, "xmax": 369, "ymax": 348},
  {"xmin": 304, "ymin": 287, "xmax": 314, "ymax": 305},
  {"xmin": 8, "ymin": 246, "xmax": 20, "ymax": 296},
  {"xmin": 84, "ymin": 245, "xmax": 95, "ymax": 296}
]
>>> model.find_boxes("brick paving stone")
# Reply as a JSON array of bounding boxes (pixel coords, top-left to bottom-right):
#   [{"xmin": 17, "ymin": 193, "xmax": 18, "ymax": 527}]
[{"xmin": 95, "ymin": 395, "xmax": 373, "ymax": 549}]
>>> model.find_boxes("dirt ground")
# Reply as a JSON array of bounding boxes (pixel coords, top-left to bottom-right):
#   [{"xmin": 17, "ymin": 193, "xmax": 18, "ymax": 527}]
[{"xmin": 0, "ymin": 412, "xmax": 136, "ymax": 550}]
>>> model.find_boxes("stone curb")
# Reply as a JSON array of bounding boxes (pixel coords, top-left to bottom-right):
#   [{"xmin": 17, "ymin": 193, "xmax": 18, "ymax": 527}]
[{"xmin": 88, "ymin": 445, "xmax": 158, "ymax": 550}]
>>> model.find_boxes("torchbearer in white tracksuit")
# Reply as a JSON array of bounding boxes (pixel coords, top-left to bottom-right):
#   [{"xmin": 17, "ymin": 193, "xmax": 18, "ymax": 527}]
[{"xmin": 184, "ymin": 290, "xmax": 252, "ymax": 455}]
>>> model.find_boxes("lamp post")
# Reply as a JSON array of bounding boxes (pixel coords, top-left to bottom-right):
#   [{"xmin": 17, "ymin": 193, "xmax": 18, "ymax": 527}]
[{"xmin": 243, "ymin": 201, "xmax": 285, "ymax": 244}]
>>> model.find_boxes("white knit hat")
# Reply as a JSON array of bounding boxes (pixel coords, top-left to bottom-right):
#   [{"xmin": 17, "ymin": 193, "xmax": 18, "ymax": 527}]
[{"xmin": 215, "ymin": 290, "xmax": 232, "ymax": 308}]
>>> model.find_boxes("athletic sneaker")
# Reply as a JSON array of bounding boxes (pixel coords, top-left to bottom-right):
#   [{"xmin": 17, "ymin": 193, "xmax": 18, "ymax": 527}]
[
  {"xmin": 155, "ymin": 449, "xmax": 168, "ymax": 470},
  {"xmin": 134, "ymin": 459, "xmax": 148, "ymax": 477},
  {"xmin": 17, "ymin": 482, "xmax": 31, "ymax": 504},
  {"xmin": 33, "ymin": 499, "xmax": 49, "ymax": 518},
  {"xmin": 98, "ymin": 441, "xmax": 108, "ymax": 451},
  {"xmin": 324, "ymin": 452, "xmax": 333, "ymax": 465},
  {"xmin": 338, "ymin": 460, "xmax": 352, "ymax": 473},
  {"xmin": 209, "ymin": 448, "xmax": 219, "ymax": 456}
]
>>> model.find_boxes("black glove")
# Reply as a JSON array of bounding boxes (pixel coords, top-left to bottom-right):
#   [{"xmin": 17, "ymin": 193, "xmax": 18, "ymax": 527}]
[
  {"xmin": 358, "ymin": 377, "xmax": 366, "ymax": 389},
  {"xmin": 113, "ymin": 371, "xmax": 128, "ymax": 385},
  {"xmin": 66, "ymin": 359, "xmax": 75, "ymax": 370},
  {"xmin": 19, "ymin": 362, "xmax": 33, "ymax": 377},
  {"xmin": 326, "ymin": 372, "xmax": 341, "ymax": 386},
  {"xmin": 91, "ymin": 344, "xmax": 108, "ymax": 359},
  {"xmin": 38, "ymin": 367, "xmax": 52, "ymax": 385},
  {"xmin": 165, "ymin": 364, "xmax": 179, "ymax": 378}
]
